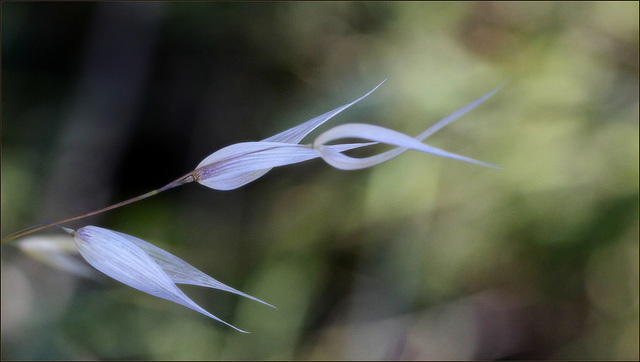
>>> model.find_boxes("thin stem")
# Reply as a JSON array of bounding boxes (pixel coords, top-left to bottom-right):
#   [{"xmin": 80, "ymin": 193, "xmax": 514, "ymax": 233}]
[{"xmin": 1, "ymin": 173, "xmax": 195, "ymax": 243}]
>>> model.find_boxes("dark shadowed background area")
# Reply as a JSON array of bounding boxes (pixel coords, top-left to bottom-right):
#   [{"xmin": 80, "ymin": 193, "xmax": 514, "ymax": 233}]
[{"xmin": 2, "ymin": 2, "xmax": 638, "ymax": 360}]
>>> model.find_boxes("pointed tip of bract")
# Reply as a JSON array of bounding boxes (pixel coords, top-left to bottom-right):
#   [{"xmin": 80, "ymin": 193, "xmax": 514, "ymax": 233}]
[
  {"xmin": 236, "ymin": 327, "xmax": 251, "ymax": 334},
  {"xmin": 252, "ymin": 297, "xmax": 277, "ymax": 310},
  {"xmin": 220, "ymin": 319, "xmax": 250, "ymax": 334}
]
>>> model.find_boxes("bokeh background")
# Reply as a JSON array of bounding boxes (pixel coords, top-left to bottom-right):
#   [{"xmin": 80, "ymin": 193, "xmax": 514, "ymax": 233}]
[{"xmin": 2, "ymin": 2, "xmax": 638, "ymax": 360}]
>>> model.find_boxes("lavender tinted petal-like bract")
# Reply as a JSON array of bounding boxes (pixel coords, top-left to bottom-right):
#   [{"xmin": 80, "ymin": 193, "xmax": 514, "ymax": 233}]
[
  {"xmin": 194, "ymin": 80, "xmax": 386, "ymax": 190},
  {"xmin": 262, "ymin": 79, "xmax": 386, "ymax": 144},
  {"xmin": 325, "ymin": 83, "xmax": 507, "ymax": 167},
  {"xmin": 313, "ymin": 123, "xmax": 502, "ymax": 170},
  {"xmin": 194, "ymin": 81, "xmax": 502, "ymax": 190},
  {"xmin": 194, "ymin": 141, "xmax": 374, "ymax": 190},
  {"xmin": 113, "ymin": 230, "xmax": 275, "ymax": 308},
  {"xmin": 73, "ymin": 225, "xmax": 264, "ymax": 332}
]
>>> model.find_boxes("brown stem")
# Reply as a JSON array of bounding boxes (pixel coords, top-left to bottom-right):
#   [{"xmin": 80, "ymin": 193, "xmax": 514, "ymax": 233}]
[{"xmin": 1, "ymin": 173, "xmax": 195, "ymax": 243}]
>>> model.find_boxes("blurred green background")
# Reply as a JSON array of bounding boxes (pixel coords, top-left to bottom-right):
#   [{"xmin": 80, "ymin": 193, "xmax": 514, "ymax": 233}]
[{"xmin": 1, "ymin": 2, "xmax": 638, "ymax": 360}]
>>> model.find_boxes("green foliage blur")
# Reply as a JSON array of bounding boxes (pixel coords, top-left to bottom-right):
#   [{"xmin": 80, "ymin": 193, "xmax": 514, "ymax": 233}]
[{"xmin": 2, "ymin": 2, "xmax": 638, "ymax": 360}]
